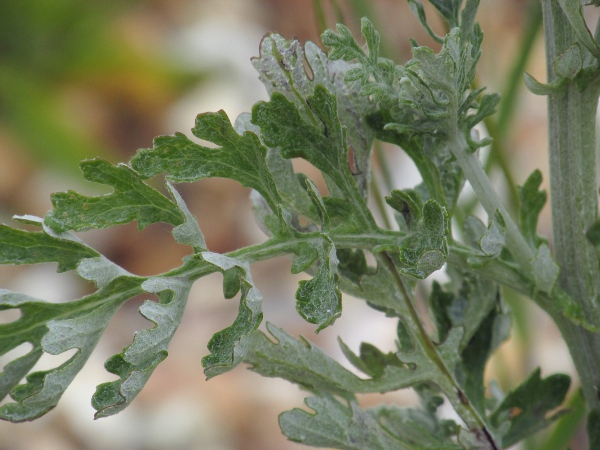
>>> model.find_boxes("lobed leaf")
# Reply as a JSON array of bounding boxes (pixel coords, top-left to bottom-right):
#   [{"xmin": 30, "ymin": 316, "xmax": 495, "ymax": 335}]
[
  {"xmin": 279, "ymin": 396, "xmax": 411, "ymax": 450},
  {"xmin": 557, "ymin": 0, "xmax": 600, "ymax": 59},
  {"xmin": 131, "ymin": 111, "xmax": 284, "ymax": 222},
  {"xmin": 518, "ymin": 169, "xmax": 547, "ymax": 249},
  {"xmin": 370, "ymin": 404, "xmax": 461, "ymax": 449},
  {"xmin": 235, "ymin": 112, "xmax": 315, "ymax": 224},
  {"xmin": 44, "ymin": 158, "xmax": 184, "ymax": 232},
  {"xmin": 295, "ymin": 235, "xmax": 342, "ymax": 332},
  {"xmin": 0, "ymin": 221, "xmax": 98, "ymax": 272},
  {"xmin": 407, "ymin": 0, "xmax": 445, "ymax": 44},
  {"xmin": 490, "ymin": 368, "xmax": 570, "ymax": 447},
  {"xmin": 251, "ymin": 33, "xmax": 375, "ymax": 197},
  {"xmin": 245, "ymin": 323, "xmax": 447, "ymax": 396},
  {"xmin": 252, "ymin": 87, "xmax": 351, "ymax": 196},
  {"xmin": 381, "ymin": 199, "xmax": 449, "ymax": 279},
  {"xmin": 92, "ymin": 276, "xmax": 193, "ymax": 418},
  {"xmin": 531, "ymin": 244, "xmax": 560, "ymax": 295},
  {"xmin": 0, "ymin": 277, "xmax": 142, "ymax": 421},
  {"xmin": 322, "ymin": 18, "xmax": 398, "ymax": 107},
  {"xmin": 200, "ymin": 253, "xmax": 263, "ymax": 378}
]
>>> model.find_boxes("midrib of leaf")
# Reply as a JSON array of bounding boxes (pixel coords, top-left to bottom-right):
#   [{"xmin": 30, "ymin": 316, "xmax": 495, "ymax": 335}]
[
  {"xmin": 0, "ymin": 277, "xmax": 144, "ymax": 340},
  {"xmin": 377, "ymin": 251, "xmax": 501, "ymax": 450}
]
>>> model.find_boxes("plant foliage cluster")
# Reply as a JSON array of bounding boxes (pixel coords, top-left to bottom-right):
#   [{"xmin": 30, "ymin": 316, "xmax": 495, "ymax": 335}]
[{"xmin": 2, "ymin": 0, "xmax": 600, "ymax": 448}]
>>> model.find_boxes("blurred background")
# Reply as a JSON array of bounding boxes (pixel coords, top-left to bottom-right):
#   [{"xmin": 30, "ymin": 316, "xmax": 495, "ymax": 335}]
[{"xmin": 0, "ymin": 0, "xmax": 588, "ymax": 448}]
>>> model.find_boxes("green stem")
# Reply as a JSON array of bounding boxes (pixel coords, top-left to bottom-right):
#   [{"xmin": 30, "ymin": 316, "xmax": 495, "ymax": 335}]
[
  {"xmin": 369, "ymin": 170, "xmax": 394, "ymax": 229},
  {"xmin": 542, "ymin": 0, "xmax": 600, "ymax": 414},
  {"xmin": 448, "ymin": 132, "xmax": 534, "ymax": 273},
  {"xmin": 379, "ymin": 252, "xmax": 500, "ymax": 449}
]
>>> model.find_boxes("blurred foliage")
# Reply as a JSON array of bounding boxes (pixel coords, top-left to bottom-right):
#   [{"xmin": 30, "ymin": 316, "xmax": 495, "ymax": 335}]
[{"xmin": 0, "ymin": 0, "xmax": 202, "ymax": 173}]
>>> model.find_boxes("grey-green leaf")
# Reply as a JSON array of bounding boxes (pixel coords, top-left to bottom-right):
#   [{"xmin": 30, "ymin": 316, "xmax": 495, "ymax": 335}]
[
  {"xmin": 279, "ymin": 396, "xmax": 412, "ymax": 450},
  {"xmin": 0, "ymin": 277, "xmax": 141, "ymax": 421},
  {"xmin": 557, "ymin": 0, "xmax": 600, "ymax": 59},
  {"xmin": 554, "ymin": 43, "xmax": 583, "ymax": 79},
  {"xmin": 131, "ymin": 111, "xmax": 284, "ymax": 220},
  {"xmin": 295, "ymin": 235, "xmax": 341, "ymax": 332},
  {"xmin": 370, "ymin": 404, "xmax": 462, "ymax": 449},
  {"xmin": 44, "ymin": 158, "xmax": 184, "ymax": 232},
  {"xmin": 0, "ymin": 223, "xmax": 98, "ymax": 272},
  {"xmin": 92, "ymin": 276, "xmax": 192, "ymax": 418},
  {"xmin": 518, "ymin": 169, "xmax": 547, "ymax": 249},
  {"xmin": 490, "ymin": 368, "xmax": 570, "ymax": 447},
  {"xmin": 531, "ymin": 244, "xmax": 560, "ymax": 295},
  {"xmin": 200, "ymin": 253, "xmax": 263, "ymax": 378}
]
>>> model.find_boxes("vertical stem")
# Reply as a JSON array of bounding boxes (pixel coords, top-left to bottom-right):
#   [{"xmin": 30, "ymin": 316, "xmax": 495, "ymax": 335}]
[{"xmin": 542, "ymin": 0, "xmax": 600, "ymax": 411}]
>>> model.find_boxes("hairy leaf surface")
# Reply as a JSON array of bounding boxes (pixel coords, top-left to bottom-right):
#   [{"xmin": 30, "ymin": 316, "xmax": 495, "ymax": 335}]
[
  {"xmin": 279, "ymin": 396, "xmax": 411, "ymax": 450},
  {"xmin": 0, "ymin": 277, "xmax": 142, "ymax": 421},
  {"xmin": 200, "ymin": 253, "xmax": 263, "ymax": 378},
  {"xmin": 45, "ymin": 158, "xmax": 184, "ymax": 232},
  {"xmin": 92, "ymin": 276, "xmax": 193, "ymax": 418},
  {"xmin": 131, "ymin": 111, "xmax": 284, "ymax": 221}
]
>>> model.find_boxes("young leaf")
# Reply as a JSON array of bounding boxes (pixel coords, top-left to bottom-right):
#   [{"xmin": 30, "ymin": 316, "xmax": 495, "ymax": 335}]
[
  {"xmin": 235, "ymin": 113, "xmax": 315, "ymax": 223},
  {"xmin": 554, "ymin": 43, "xmax": 583, "ymax": 79},
  {"xmin": 407, "ymin": 0, "xmax": 445, "ymax": 44},
  {"xmin": 518, "ymin": 169, "xmax": 547, "ymax": 249},
  {"xmin": 428, "ymin": 0, "xmax": 461, "ymax": 27},
  {"xmin": 382, "ymin": 199, "xmax": 449, "ymax": 279},
  {"xmin": 251, "ymin": 33, "xmax": 375, "ymax": 197},
  {"xmin": 531, "ymin": 244, "xmax": 560, "ymax": 295},
  {"xmin": 295, "ymin": 235, "xmax": 342, "ymax": 332},
  {"xmin": 279, "ymin": 396, "xmax": 411, "ymax": 450},
  {"xmin": 462, "ymin": 212, "xmax": 507, "ymax": 266},
  {"xmin": 44, "ymin": 158, "xmax": 185, "ymax": 233},
  {"xmin": 479, "ymin": 210, "xmax": 506, "ymax": 258},
  {"xmin": 131, "ymin": 111, "xmax": 284, "ymax": 223},
  {"xmin": 386, "ymin": 189, "xmax": 423, "ymax": 230},
  {"xmin": 92, "ymin": 276, "xmax": 193, "ymax": 418},
  {"xmin": 253, "ymin": 87, "xmax": 352, "ymax": 197},
  {"xmin": 200, "ymin": 253, "xmax": 263, "ymax": 378},
  {"xmin": 490, "ymin": 368, "xmax": 570, "ymax": 447},
  {"xmin": 557, "ymin": 0, "xmax": 600, "ymax": 59}
]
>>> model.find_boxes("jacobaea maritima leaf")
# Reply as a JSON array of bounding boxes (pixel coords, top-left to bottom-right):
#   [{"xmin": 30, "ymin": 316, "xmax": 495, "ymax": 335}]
[
  {"xmin": 45, "ymin": 158, "xmax": 185, "ymax": 232},
  {"xmin": 200, "ymin": 253, "xmax": 263, "ymax": 378},
  {"xmin": 0, "ymin": 219, "xmax": 98, "ymax": 272},
  {"xmin": 252, "ymin": 85, "xmax": 375, "ymax": 231},
  {"xmin": 490, "ymin": 368, "xmax": 570, "ymax": 447},
  {"xmin": 295, "ymin": 236, "xmax": 341, "ymax": 332},
  {"xmin": 518, "ymin": 169, "xmax": 547, "ymax": 249},
  {"xmin": 279, "ymin": 396, "xmax": 411, "ymax": 450},
  {"xmin": 251, "ymin": 32, "xmax": 375, "ymax": 197},
  {"xmin": 376, "ymin": 199, "xmax": 449, "ymax": 279},
  {"xmin": 0, "ymin": 277, "xmax": 142, "ymax": 422},
  {"xmin": 131, "ymin": 110, "xmax": 285, "ymax": 223},
  {"xmin": 92, "ymin": 276, "xmax": 193, "ymax": 418}
]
